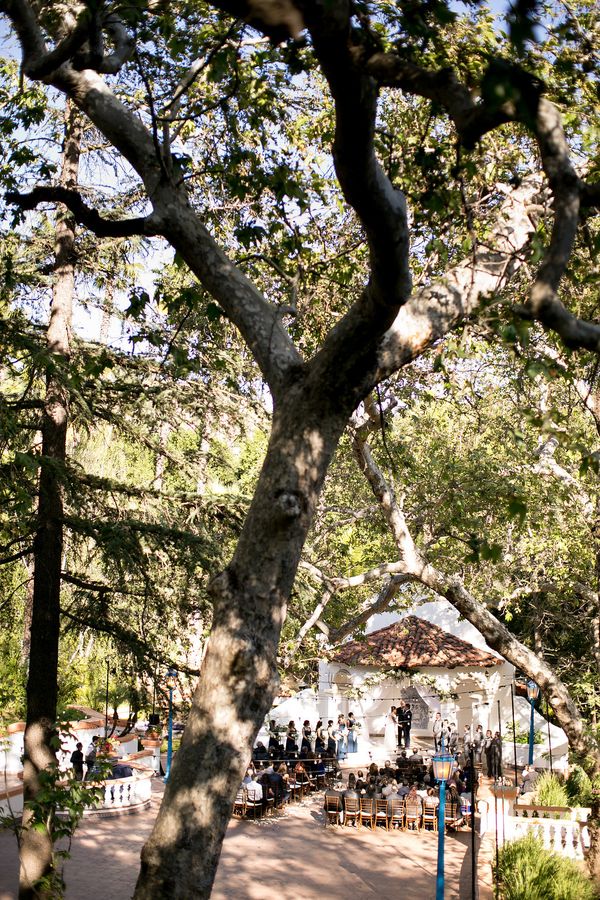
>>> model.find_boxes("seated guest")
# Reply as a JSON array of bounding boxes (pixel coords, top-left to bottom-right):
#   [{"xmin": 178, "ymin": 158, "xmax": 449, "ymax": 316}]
[
  {"xmin": 383, "ymin": 760, "xmax": 396, "ymax": 778},
  {"xmin": 409, "ymin": 747, "xmax": 423, "ymax": 764},
  {"xmin": 368, "ymin": 762, "xmax": 379, "ymax": 778},
  {"xmin": 253, "ymin": 741, "xmax": 269, "ymax": 762},
  {"xmin": 520, "ymin": 765, "xmax": 538, "ymax": 795},
  {"xmin": 268, "ymin": 768, "xmax": 286, "ymax": 805},
  {"xmin": 324, "ymin": 782, "xmax": 344, "ymax": 823},
  {"xmin": 109, "ymin": 762, "xmax": 133, "ymax": 779},
  {"xmin": 423, "ymin": 788, "xmax": 440, "ymax": 810},
  {"xmin": 243, "ymin": 769, "xmax": 263, "ymax": 803},
  {"xmin": 346, "ymin": 772, "xmax": 357, "ymax": 790},
  {"xmin": 397, "ymin": 781, "xmax": 410, "ymax": 797},
  {"xmin": 355, "ymin": 770, "xmax": 368, "ymax": 792},
  {"xmin": 257, "ymin": 770, "xmax": 274, "ymax": 811},
  {"xmin": 343, "ymin": 779, "xmax": 359, "ymax": 802},
  {"xmin": 294, "ymin": 761, "xmax": 309, "ymax": 785},
  {"xmin": 382, "ymin": 779, "xmax": 398, "ymax": 798},
  {"xmin": 313, "ymin": 754, "xmax": 326, "ymax": 777}
]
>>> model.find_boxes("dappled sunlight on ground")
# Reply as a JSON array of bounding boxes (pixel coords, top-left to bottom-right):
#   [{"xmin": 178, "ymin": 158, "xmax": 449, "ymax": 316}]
[{"xmin": 0, "ymin": 783, "xmax": 473, "ymax": 899}]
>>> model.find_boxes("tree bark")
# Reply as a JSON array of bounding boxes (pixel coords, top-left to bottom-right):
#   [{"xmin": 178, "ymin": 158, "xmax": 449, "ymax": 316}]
[
  {"xmin": 19, "ymin": 102, "xmax": 81, "ymax": 899},
  {"xmin": 134, "ymin": 390, "xmax": 350, "ymax": 898}
]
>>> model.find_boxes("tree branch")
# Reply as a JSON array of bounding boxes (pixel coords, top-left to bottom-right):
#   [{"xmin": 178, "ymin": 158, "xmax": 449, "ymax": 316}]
[
  {"xmin": 328, "ymin": 573, "xmax": 410, "ymax": 645},
  {"xmin": 6, "ymin": 186, "xmax": 161, "ymax": 237},
  {"xmin": 351, "ymin": 427, "xmax": 599, "ymax": 763}
]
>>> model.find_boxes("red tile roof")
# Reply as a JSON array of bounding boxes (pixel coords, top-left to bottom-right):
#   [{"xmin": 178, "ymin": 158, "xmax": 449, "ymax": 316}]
[{"xmin": 330, "ymin": 616, "xmax": 502, "ymax": 669}]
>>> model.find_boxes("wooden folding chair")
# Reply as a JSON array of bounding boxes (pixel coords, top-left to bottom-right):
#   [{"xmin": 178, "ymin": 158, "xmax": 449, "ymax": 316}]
[
  {"xmin": 375, "ymin": 799, "xmax": 390, "ymax": 830},
  {"xmin": 245, "ymin": 792, "xmax": 263, "ymax": 819},
  {"xmin": 444, "ymin": 799, "xmax": 462, "ymax": 830},
  {"xmin": 233, "ymin": 787, "xmax": 246, "ymax": 818},
  {"xmin": 389, "ymin": 798, "xmax": 405, "ymax": 830},
  {"xmin": 422, "ymin": 801, "xmax": 438, "ymax": 832},
  {"xmin": 343, "ymin": 796, "xmax": 360, "ymax": 827},
  {"xmin": 325, "ymin": 794, "xmax": 342, "ymax": 826},
  {"xmin": 405, "ymin": 797, "xmax": 423, "ymax": 831},
  {"xmin": 359, "ymin": 796, "xmax": 375, "ymax": 829}
]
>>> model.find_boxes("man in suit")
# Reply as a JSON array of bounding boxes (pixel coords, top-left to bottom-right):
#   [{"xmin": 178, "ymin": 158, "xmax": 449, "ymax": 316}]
[
  {"xmin": 403, "ymin": 702, "xmax": 413, "ymax": 749},
  {"xmin": 397, "ymin": 701, "xmax": 406, "ymax": 748}
]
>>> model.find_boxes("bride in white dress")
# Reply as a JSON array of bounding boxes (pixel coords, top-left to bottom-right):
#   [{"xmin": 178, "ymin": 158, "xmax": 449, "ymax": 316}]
[{"xmin": 384, "ymin": 705, "xmax": 398, "ymax": 752}]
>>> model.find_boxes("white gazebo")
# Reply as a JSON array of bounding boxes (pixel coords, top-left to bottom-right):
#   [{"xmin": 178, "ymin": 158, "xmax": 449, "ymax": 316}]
[{"xmin": 315, "ymin": 599, "xmax": 568, "ymax": 768}]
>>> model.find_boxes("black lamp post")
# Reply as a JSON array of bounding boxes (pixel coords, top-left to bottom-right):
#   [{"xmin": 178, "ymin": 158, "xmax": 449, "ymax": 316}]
[{"xmin": 526, "ymin": 680, "xmax": 540, "ymax": 766}]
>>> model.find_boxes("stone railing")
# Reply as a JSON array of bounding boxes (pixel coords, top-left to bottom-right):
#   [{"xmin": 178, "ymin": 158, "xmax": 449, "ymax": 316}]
[
  {"xmin": 506, "ymin": 807, "xmax": 590, "ymax": 860},
  {"xmin": 87, "ymin": 769, "xmax": 153, "ymax": 816}
]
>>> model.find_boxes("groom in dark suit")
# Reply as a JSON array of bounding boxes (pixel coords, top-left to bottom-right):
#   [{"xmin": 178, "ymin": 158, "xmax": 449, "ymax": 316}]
[{"xmin": 397, "ymin": 701, "xmax": 406, "ymax": 748}]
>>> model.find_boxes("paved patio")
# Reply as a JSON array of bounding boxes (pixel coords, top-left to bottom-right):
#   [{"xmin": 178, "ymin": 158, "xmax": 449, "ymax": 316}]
[{"xmin": 0, "ymin": 779, "xmax": 484, "ymax": 899}]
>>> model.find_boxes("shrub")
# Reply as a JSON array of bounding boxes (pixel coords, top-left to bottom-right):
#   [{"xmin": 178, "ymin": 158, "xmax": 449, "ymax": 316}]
[
  {"xmin": 534, "ymin": 771, "xmax": 570, "ymax": 808},
  {"xmin": 566, "ymin": 765, "xmax": 593, "ymax": 807},
  {"xmin": 494, "ymin": 833, "xmax": 598, "ymax": 899}
]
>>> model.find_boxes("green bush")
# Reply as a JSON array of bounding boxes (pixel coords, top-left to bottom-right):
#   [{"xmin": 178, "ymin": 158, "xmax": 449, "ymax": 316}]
[
  {"xmin": 566, "ymin": 765, "xmax": 593, "ymax": 807},
  {"xmin": 494, "ymin": 834, "xmax": 598, "ymax": 899},
  {"xmin": 534, "ymin": 771, "xmax": 570, "ymax": 808}
]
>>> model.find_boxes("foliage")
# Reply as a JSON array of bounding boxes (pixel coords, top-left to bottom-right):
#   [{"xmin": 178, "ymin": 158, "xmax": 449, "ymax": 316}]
[
  {"xmin": 566, "ymin": 765, "xmax": 594, "ymax": 807},
  {"xmin": 2, "ymin": 738, "xmax": 108, "ymax": 899},
  {"xmin": 533, "ymin": 772, "xmax": 571, "ymax": 808},
  {"xmin": 505, "ymin": 721, "xmax": 544, "ymax": 745},
  {"xmin": 494, "ymin": 833, "xmax": 598, "ymax": 899}
]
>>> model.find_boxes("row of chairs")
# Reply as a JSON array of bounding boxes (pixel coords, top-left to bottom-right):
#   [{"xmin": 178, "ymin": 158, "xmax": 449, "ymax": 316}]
[
  {"xmin": 233, "ymin": 774, "xmax": 326, "ymax": 820},
  {"xmin": 325, "ymin": 796, "xmax": 466, "ymax": 832}
]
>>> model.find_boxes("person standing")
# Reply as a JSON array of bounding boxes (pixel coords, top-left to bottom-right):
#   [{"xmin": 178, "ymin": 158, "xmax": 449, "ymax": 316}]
[
  {"xmin": 397, "ymin": 701, "xmax": 406, "ymax": 748},
  {"xmin": 336, "ymin": 714, "xmax": 348, "ymax": 761},
  {"xmin": 403, "ymin": 702, "xmax": 412, "ymax": 749},
  {"xmin": 461, "ymin": 725, "xmax": 472, "ymax": 762},
  {"xmin": 347, "ymin": 711, "xmax": 358, "ymax": 754},
  {"xmin": 70, "ymin": 742, "xmax": 84, "ymax": 781},
  {"xmin": 384, "ymin": 706, "xmax": 398, "ymax": 752},
  {"xmin": 301, "ymin": 720, "xmax": 313, "ymax": 754},
  {"xmin": 490, "ymin": 731, "xmax": 503, "ymax": 780},
  {"xmin": 383, "ymin": 706, "xmax": 398, "ymax": 753},
  {"xmin": 472, "ymin": 724, "xmax": 484, "ymax": 765},
  {"xmin": 315, "ymin": 720, "xmax": 326, "ymax": 754},
  {"xmin": 448, "ymin": 723, "xmax": 458, "ymax": 756},
  {"xmin": 85, "ymin": 735, "xmax": 98, "ymax": 778},
  {"xmin": 432, "ymin": 711, "xmax": 443, "ymax": 752},
  {"xmin": 484, "ymin": 729, "xmax": 494, "ymax": 777}
]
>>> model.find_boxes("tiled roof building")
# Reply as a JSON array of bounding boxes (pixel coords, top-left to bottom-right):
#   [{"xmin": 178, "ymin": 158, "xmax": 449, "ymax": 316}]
[{"xmin": 330, "ymin": 616, "xmax": 501, "ymax": 669}]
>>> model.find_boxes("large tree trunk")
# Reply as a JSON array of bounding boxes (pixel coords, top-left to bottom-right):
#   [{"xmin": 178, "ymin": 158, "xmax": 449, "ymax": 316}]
[
  {"xmin": 134, "ymin": 391, "xmax": 349, "ymax": 898},
  {"xmin": 19, "ymin": 103, "xmax": 81, "ymax": 899}
]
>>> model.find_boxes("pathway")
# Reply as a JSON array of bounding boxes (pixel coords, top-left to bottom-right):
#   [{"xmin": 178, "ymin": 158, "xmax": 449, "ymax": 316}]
[{"xmin": 0, "ymin": 781, "xmax": 480, "ymax": 900}]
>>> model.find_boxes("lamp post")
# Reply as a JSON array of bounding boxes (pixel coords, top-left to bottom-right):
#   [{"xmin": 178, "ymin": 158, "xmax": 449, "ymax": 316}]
[
  {"xmin": 164, "ymin": 668, "xmax": 177, "ymax": 783},
  {"xmin": 526, "ymin": 680, "xmax": 540, "ymax": 766},
  {"xmin": 432, "ymin": 740, "xmax": 455, "ymax": 900}
]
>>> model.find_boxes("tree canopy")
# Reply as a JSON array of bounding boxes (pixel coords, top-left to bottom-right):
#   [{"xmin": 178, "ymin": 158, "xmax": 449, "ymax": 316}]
[{"xmin": 0, "ymin": 0, "xmax": 599, "ymax": 896}]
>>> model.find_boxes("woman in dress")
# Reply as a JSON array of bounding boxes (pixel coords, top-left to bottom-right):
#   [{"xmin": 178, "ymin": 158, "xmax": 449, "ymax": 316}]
[
  {"xmin": 384, "ymin": 705, "xmax": 398, "ymax": 752},
  {"xmin": 347, "ymin": 711, "xmax": 358, "ymax": 753},
  {"xmin": 301, "ymin": 719, "xmax": 313, "ymax": 755},
  {"xmin": 315, "ymin": 719, "xmax": 326, "ymax": 754},
  {"xmin": 268, "ymin": 719, "xmax": 282, "ymax": 759},
  {"xmin": 285, "ymin": 721, "xmax": 298, "ymax": 757},
  {"xmin": 336, "ymin": 714, "xmax": 348, "ymax": 761}
]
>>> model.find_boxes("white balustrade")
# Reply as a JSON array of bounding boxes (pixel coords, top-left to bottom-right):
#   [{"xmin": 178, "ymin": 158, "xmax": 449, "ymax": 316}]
[
  {"xmin": 503, "ymin": 814, "xmax": 590, "ymax": 860},
  {"xmin": 97, "ymin": 771, "xmax": 153, "ymax": 813}
]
